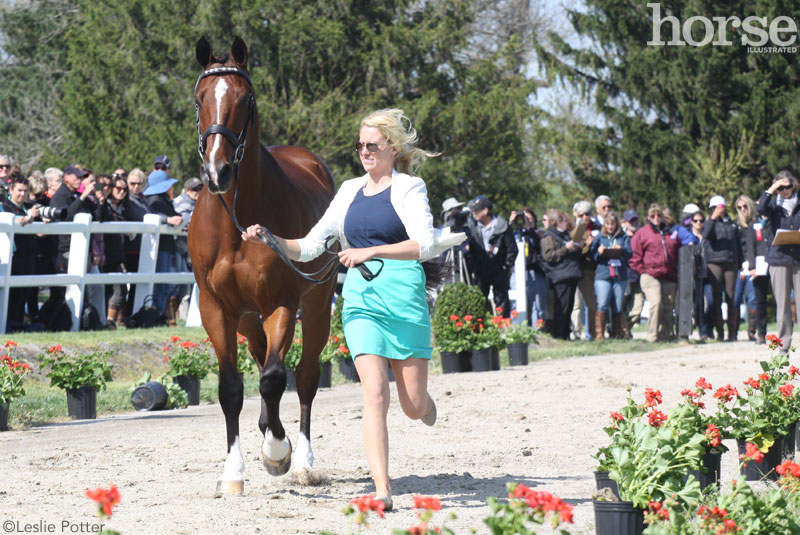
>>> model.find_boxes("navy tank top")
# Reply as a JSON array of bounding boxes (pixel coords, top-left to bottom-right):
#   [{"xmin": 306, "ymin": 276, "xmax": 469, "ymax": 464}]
[{"xmin": 344, "ymin": 186, "xmax": 409, "ymax": 248}]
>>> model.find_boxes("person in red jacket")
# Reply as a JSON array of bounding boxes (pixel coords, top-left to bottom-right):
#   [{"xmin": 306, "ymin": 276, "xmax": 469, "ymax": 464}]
[{"xmin": 629, "ymin": 203, "xmax": 681, "ymax": 342}]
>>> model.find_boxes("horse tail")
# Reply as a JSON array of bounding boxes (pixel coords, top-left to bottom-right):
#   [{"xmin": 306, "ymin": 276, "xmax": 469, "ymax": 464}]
[{"xmin": 422, "ymin": 259, "xmax": 451, "ymax": 295}]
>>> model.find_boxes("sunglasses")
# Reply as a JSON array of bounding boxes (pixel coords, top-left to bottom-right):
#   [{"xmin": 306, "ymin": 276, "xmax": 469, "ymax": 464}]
[
  {"xmin": 354, "ymin": 141, "xmax": 386, "ymax": 153},
  {"xmin": 112, "ymin": 186, "xmax": 128, "ymax": 192},
  {"xmin": 0, "ymin": 164, "xmax": 10, "ymax": 170},
  {"xmin": 777, "ymin": 185, "xmax": 792, "ymax": 192},
  {"xmin": 693, "ymin": 218, "xmax": 705, "ymax": 223},
  {"xmin": 154, "ymin": 164, "xmax": 167, "ymax": 171},
  {"xmin": 128, "ymin": 181, "xmax": 143, "ymax": 186},
  {"xmin": 737, "ymin": 205, "xmax": 747, "ymax": 210},
  {"xmin": 112, "ymin": 172, "xmax": 128, "ymax": 179}
]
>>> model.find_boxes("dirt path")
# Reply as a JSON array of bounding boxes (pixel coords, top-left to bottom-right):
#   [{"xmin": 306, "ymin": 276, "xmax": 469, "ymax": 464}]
[{"xmin": 0, "ymin": 338, "xmax": 779, "ymax": 534}]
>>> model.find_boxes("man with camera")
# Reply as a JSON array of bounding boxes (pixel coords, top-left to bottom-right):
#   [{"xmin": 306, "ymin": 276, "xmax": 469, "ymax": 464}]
[
  {"xmin": 49, "ymin": 164, "xmax": 103, "ymax": 301},
  {"xmin": 3, "ymin": 176, "xmax": 40, "ymax": 327},
  {"xmin": 465, "ymin": 195, "xmax": 518, "ymax": 318}
]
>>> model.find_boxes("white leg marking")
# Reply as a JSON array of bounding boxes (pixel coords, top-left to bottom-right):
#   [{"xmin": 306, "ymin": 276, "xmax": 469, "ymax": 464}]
[
  {"xmin": 219, "ymin": 435, "xmax": 244, "ymax": 482},
  {"xmin": 292, "ymin": 432, "xmax": 314, "ymax": 472},
  {"xmin": 262, "ymin": 430, "xmax": 291, "ymax": 462},
  {"xmin": 208, "ymin": 78, "xmax": 229, "ymax": 170}
]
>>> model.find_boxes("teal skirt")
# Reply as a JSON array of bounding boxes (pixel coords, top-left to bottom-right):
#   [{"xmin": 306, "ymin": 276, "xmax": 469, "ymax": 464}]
[{"xmin": 342, "ymin": 258, "xmax": 432, "ymax": 360}]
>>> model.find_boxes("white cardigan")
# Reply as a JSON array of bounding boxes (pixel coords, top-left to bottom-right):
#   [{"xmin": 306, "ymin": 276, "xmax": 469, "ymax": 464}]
[{"xmin": 296, "ymin": 170, "xmax": 435, "ymax": 263}]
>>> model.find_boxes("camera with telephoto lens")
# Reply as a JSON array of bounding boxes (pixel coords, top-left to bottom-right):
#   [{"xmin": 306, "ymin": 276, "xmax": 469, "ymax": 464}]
[
  {"xmin": 32, "ymin": 204, "xmax": 68, "ymax": 221},
  {"xmin": 510, "ymin": 210, "xmax": 526, "ymax": 230},
  {"xmin": 445, "ymin": 207, "xmax": 469, "ymax": 232}
]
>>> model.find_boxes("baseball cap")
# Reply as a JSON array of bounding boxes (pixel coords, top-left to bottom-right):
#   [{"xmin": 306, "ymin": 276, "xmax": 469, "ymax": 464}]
[
  {"xmin": 622, "ymin": 209, "xmax": 639, "ymax": 222},
  {"xmin": 469, "ymin": 195, "xmax": 492, "ymax": 212},
  {"xmin": 63, "ymin": 164, "xmax": 88, "ymax": 178},
  {"xmin": 708, "ymin": 195, "xmax": 726, "ymax": 208},
  {"xmin": 184, "ymin": 177, "xmax": 203, "ymax": 191},
  {"xmin": 154, "ymin": 155, "xmax": 171, "ymax": 168}
]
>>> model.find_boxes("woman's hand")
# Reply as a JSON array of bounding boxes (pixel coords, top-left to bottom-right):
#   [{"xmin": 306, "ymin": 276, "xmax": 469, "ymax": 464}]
[
  {"xmin": 711, "ymin": 205, "xmax": 726, "ymax": 220},
  {"xmin": 241, "ymin": 224, "xmax": 264, "ymax": 242},
  {"xmin": 338, "ymin": 247, "xmax": 375, "ymax": 268},
  {"xmin": 769, "ymin": 177, "xmax": 792, "ymax": 194},
  {"xmin": 565, "ymin": 240, "xmax": 576, "ymax": 251},
  {"xmin": 597, "ymin": 245, "xmax": 606, "ymax": 255}
]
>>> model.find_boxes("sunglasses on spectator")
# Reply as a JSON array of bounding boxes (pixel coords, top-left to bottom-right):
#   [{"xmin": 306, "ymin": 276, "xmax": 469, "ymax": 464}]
[
  {"xmin": 129, "ymin": 181, "xmax": 143, "ymax": 186},
  {"xmin": 112, "ymin": 186, "xmax": 128, "ymax": 192},
  {"xmin": 777, "ymin": 185, "xmax": 792, "ymax": 192},
  {"xmin": 0, "ymin": 164, "xmax": 9, "ymax": 169},
  {"xmin": 737, "ymin": 205, "xmax": 748, "ymax": 210},
  {"xmin": 154, "ymin": 164, "xmax": 167, "ymax": 171},
  {"xmin": 693, "ymin": 218, "xmax": 705, "ymax": 223},
  {"xmin": 354, "ymin": 141, "xmax": 386, "ymax": 153},
  {"xmin": 112, "ymin": 172, "xmax": 128, "ymax": 179}
]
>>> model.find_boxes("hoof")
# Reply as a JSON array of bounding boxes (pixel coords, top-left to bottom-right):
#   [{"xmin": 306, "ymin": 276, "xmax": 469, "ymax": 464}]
[
  {"xmin": 215, "ymin": 479, "xmax": 244, "ymax": 496},
  {"xmin": 262, "ymin": 436, "xmax": 292, "ymax": 476}
]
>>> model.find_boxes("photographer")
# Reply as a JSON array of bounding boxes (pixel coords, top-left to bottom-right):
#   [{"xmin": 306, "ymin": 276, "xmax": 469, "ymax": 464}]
[
  {"xmin": 49, "ymin": 164, "xmax": 103, "ymax": 301},
  {"xmin": 510, "ymin": 207, "xmax": 547, "ymax": 326},
  {"xmin": 2, "ymin": 176, "xmax": 39, "ymax": 327}
]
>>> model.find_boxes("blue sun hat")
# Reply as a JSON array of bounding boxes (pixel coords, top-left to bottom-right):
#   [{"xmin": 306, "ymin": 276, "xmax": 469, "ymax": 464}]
[{"xmin": 142, "ymin": 170, "xmax": 178, "ymax": 196}]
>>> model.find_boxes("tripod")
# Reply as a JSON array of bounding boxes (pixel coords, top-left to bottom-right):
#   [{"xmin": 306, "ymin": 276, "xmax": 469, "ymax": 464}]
[{"xmin": 443, "ymin": 246, "xmax": 471, "ymax": 285}]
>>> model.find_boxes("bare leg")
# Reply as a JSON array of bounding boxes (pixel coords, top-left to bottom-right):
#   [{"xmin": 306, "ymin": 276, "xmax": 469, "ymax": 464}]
[
  {"xmin": 390, "ymin": 358, "xmax": 433, "ymax": 420},
  {"xmin": 353, "ymin": 354, "xmax": 392, "ymax": 498}
]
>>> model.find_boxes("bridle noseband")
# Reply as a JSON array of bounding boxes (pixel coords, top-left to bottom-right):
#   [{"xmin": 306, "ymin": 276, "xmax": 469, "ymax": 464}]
[{"xmin": 193, "ymin": 66, "xmax": 383, "ymax": 283}]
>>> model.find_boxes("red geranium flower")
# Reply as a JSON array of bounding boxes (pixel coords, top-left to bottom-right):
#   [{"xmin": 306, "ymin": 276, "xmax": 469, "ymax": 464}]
[
  {"xmin": 695, "ymin": 377, "xmax": 713, "ymax": 390},
  {"xmin": 743, "ymin": 377, "xmax": 760, "ymax": 389},
  {"xmin": 86, "ymin": 484, "xmax": 120, "ymax": 518},
  {"xmin": 170, "ymin": 335, "xmax": 181, "ymax": 342},
  {"xmin": 412, "ymin": 495, "xmax": 442, "ymax": 511},
  {"xmin": 449, "ymin": 314, "xmax": 459, "ymax": 321},
  {"xmin": 47, "ymin": 344, "xmax": 63, "ymax": 353},
  {"xmin": 648, "ymin": 409, "xmax": 668, "ymax": 427},
  {"xmin": 739, "ymin": 442, "xmax": 764, "ymax": 464},
  {"xmin": 464, "ymin": 315, "xmax": 473, "ymax": 321},
  {"xmin": 609, "ymin": 411, "xmax": 624, "ymax": 421},
  {"xmin": 779, "ymin": 383, "xmax": 795, "ymax": 398},
  {"xmin": 644, "ymin": 388, "xmax": 663, "ymax": 407}
]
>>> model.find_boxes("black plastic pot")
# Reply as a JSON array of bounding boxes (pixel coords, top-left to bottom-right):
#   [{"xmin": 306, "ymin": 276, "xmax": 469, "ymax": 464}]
[
  {"xmin": 491, "ymin": 347, "xmax": 501, "ymax": 370},
  {"xmin": 0, "ymin": 402, "xmax": 8, "ymax": 431},
  {"xmin": 783, "ymin": 421, "xmax": 797, "ymax": 459},
  {"xmin": 593, "ymin": 471, "xmax": 619, "ymax": 497},
  {"xmin": 737, "ymin": 438, "xmax": 782, "ymax": 481},
  {"xmin": 319, "ymin": 361, "xmax": 332, "ymax": 388},
  {"xmin": 686, "ymin": 450, "xmax": 722, "ymax": 490},
  {"xmin": 130, "ymin": 381, "xmax": 168, "ymax": 411},
  {"xmin": 507, "ymin": 343, "xmax": 529, "ymax": 366},
  {"xmin": 173, "ymin": 374, "xmax": 200, "ymax": 406},
  {"xmin": 470, "ymin": 348, "xmax": 493, "ymax": 372},
  {"xmin": 440, "ymin": 351, "xmax": 471, "ymax": 373},
  {"xmin": 338, "ymin": 357, "xmax": 360, "ymax": 383},
  {"xmin": 66, "ymin": 386, "xmax": 97, "ymax": 420},
  {"xmin": 593, "ymin": 500, "xmax": 645, "ymax": 535}
]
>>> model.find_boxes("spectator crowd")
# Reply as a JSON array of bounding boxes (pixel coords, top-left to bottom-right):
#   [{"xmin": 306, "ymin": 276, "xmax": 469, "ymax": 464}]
[
  {"xmin": 1, "ymin": 154, "xmax": 203, "ymax": 331},
  {"xmin": 443, "ymin": 170, "xmax": 800, "ymax": 357}
]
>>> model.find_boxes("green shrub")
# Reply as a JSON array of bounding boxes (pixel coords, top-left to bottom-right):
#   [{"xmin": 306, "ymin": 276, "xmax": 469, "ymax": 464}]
[{"xmin": 432, "ymin": 283, "xmax": 490, "ymax": 352}]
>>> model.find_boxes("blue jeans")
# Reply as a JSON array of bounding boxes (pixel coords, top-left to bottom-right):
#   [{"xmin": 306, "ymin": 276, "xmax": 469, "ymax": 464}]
[
  {"xmin": 734, "ymin": 275, "xmax": 756, "ymax": 310},
  {"xmin": 152, "ymin": 250, "xmax": 177, "ymax": 313},
  {"xmin": 525, "ymin": 269, "xmax": 548, "ymax": 326},
  {"xmin": 594, "ymin": 278, "xmax": 627, "ymax": 315}
]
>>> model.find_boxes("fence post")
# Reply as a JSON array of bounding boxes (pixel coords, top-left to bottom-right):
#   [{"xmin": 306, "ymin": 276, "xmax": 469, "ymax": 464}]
[
  {"xmin": 185, "ymin": 284, "xmax": 202, "ymax": 327},
  {"xmin": 677, "ymin": 243, "xmax": 695, "ymax": 339},
  {"xmin": 66, "ymin": 213, "xmax": 92, "ymax": 331},
  {"xmin": 512, "ymin": 239, "xmax": 527, "ymax": 321},
  {"xmin": 133, "ymin": 213, "xmax": 162, "ymax": 313},
  {"xmin": 0, "ymin": 212, "xmax": 15, "ymax": 334}
]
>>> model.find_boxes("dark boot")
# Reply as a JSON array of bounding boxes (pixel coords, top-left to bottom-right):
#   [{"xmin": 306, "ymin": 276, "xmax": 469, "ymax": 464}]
[
  {"xmin": 595, "ymin": 311, "xmax": 608, "ymax": 341},
  {"xmin": 727, "ymin": 304, "xmax": 739, "ymax": 342},
  {"xmin": 106, "ymin": 304, "xmax": 119, "ymax": 330},
  {"xmin": 116, "ymin": 299, "xmax": 127, "ymax": 327},
  {"xmin": 747, "ymin": 307, "xmax": 757, "ymax": 341},
  {"xmin": 611, "ymin": 314, "xmax": 623, "ymax": 339},
  {"xmin": 166, "ymin": 296, "xmax": 181, "ymax": 326}
]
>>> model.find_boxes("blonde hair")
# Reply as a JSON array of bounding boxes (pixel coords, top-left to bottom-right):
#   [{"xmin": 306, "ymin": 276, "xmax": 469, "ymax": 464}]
[
  {"xmin": 27, "ymin": 171, "xmax": 46, "ymax": 196},
  {"xmin": 735, "ymin": 195, "xmax": 756, "ymax": 228},
  {"xmin": 360, "ymin": 108, "xmax": 438, "ymax": 175},
  {"xmin": 602, "ymin": 211, "xmax": 620, "ymax": 236},
  {"xmin": 546, "ymin": 208, "xmax": 573, "ymax": 232},
  {"xmin": 128, "ymin": 168, "xmax": 147, "ymax": 189}
]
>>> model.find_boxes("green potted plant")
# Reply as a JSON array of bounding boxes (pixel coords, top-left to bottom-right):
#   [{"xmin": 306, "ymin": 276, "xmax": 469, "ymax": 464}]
[
  {"xmin": 593, "ymin": 388, "xmax": 704, "ymax": 535},
  {"xmin": 473, "ymin": 311, "xmax": 506, "ymax": 372},
  {"xmin": 234, "ymin": 333, "xmax": 258, "ymax": 380},
  {"xmin": 502, "ymin": 311, "xmax": 539, "ymax": 366},
  {"xmin": 284, "ymin": 324, "xmax": 303, "ymax": 391},
  {"xmin": 330, "ymin": 297, "xmax": 360, "ymax": 382},
  {"xmin": 0, "ymin": 340, "xmax": 31, "ymax": 430},
  {"xmin": 129, "ymin": 372, "xmax": 188, "ymax": 410},
  {"xmin": 161, "ymin": 336, "xmax": 212, "ymax": 406},
  {"xmin": 432, "ymin": 282, "xmax": 490, "ymax": 373},
  {"xmin": 38, "ymin": 344, "xmax": 112, "ymax": 420},
  {"xmin": 713, "ymin": 336, "xmax": 798, "ymax": 481}
]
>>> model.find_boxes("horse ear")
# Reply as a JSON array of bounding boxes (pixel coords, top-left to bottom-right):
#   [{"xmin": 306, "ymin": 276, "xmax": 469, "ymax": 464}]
[
  {"xmin": 196, "ymin": 37, "xmax": 212, "ymax": 68},
  {"xmin": 231, "ymin": 36, "xmax": 248, "ymax": 68}
]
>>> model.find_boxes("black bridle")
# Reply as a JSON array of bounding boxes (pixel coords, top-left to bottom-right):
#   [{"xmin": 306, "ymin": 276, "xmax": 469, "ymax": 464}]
[{"xmin": 194, "ymin": 66, "xmax": 382, "ymax": 283}]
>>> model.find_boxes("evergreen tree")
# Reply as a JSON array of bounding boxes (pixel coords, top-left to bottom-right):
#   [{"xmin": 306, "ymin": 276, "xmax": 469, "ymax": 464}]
[{"xmin": 534, "ymin": 0, "xmax": 800, "ymax": 211}]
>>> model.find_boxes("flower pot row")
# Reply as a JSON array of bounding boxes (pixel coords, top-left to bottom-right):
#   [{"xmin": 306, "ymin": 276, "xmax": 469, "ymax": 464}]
[
  {"xmin": 593, "ymin": 426, "xmax": 798, "ymax": 535},
  {"xmin": 286, "ymin": 361, "xmax": 334, "ymax": 391},
  {"xmin": 440, "ymin": 343, "xmax": 529, "ymax": 374}
]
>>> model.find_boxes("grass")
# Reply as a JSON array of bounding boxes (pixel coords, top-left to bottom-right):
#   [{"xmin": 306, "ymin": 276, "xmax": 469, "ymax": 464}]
[{"xmin": 3, "ymin": 321, "xmax": 751, "ymax": 429}]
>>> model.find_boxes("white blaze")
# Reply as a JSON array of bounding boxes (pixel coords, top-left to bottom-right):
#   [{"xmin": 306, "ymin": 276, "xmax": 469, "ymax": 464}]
[{"xmin": 208, "ymin": 78, "xmax": 229, "ymax": 169}]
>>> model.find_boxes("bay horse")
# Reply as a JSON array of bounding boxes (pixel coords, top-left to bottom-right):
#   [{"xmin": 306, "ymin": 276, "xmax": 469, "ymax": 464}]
[{"xmin": 188, "ymin": 36, "xmax": 338, "ymax": 495}]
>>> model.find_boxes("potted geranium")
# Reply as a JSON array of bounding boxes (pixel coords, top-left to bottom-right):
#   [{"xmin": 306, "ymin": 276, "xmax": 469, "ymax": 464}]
[
  {"xmin": 432, "ymin": 282, "xmax": 491, "ymax": 373},
  {"xmin": 713, "ymin": 335, "xmax": 799, "ymax": 480},
  {"xmin": 161, "ymin": 336, "xmax": 212, "ymax": 406},
  {"xmin": 38, "ymin": 344, "xmax": 112, "ymax": 420},
  {"xmin": 593, "ymin": 387, "xmax": 704, "ymax": 535},
  {"xmin": 0, "ymin": 340, "xmax": 31, "ymax": 430},
  {"xmin": 474, "ymin": 311, "xmax": 506, "ymax": 372},
  {"xmin": 235, "ymin": 333, "xmax": 258, "ymax": 380},
  {"xmin": 502, "ymin": 311, "xmax": 538, "ymax": 366}
]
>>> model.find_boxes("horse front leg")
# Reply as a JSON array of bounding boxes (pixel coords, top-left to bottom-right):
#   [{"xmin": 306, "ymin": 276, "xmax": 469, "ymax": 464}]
[
  {"xmin": 292, "ymin": 286, "xmax": 335, "ymax": 474},
  {"xmin": 259, "ymin": 306, "xmax": 296, "ymax": 476},
  {"xmin": 200, "ymin": 293, "xmax": 245, "ymax": 496}
]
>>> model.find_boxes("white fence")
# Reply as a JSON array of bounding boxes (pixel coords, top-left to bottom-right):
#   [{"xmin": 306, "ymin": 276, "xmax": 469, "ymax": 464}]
[{"xmin": 0, "ymin": 212, "xmax": 198, "ymax": 334}]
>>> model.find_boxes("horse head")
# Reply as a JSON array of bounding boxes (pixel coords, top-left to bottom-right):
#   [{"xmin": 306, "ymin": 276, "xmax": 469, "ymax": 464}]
[{"xmin": 194, "ymin": 36, "xmax": 254, "ymax": 194}]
